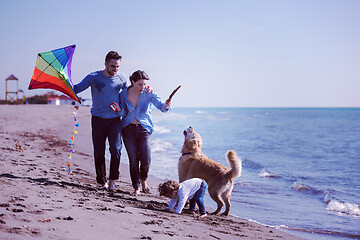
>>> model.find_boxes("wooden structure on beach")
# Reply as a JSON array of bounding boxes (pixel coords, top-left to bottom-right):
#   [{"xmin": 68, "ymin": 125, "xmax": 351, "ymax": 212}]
[{"xmin": 5, "ymin": 74, "xmax": 24, "ymax": 104}]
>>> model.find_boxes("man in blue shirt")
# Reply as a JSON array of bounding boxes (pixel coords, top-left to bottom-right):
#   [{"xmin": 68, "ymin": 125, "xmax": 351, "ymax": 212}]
[{"xmin": 73, "ymin": 51, "xmax": 127, "ymax": 192}]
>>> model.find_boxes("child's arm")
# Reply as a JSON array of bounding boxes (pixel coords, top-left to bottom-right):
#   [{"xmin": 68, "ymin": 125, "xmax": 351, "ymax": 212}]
[
  {"xmin": 168, "ymin": 197, "xmax": 178, "ymax": 211},
  {"xmin": 174, "ymin": 193, "xmax": 188, "ymax": 214}
]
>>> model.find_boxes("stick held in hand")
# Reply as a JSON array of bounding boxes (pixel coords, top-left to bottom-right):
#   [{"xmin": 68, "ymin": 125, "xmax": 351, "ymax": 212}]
[{"xmin": 168, "ymin": 85, "xmax": 181, "ymax": 101}]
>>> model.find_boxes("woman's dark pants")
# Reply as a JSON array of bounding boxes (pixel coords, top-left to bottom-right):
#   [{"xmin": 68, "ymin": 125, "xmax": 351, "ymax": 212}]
[{"xmin": 122, "ymin": 124, "xmax": 151, "ymax": 190}]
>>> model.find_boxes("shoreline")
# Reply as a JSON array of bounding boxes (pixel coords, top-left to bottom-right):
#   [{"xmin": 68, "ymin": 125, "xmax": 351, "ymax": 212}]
[{"xmin": 0, "ymin": 105, "xmax": 305, "ymax": 239}]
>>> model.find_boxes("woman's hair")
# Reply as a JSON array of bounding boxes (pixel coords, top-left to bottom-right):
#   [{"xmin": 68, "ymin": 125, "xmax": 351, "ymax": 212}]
[
  {"xmin": 158, "ymin": 180, "xmax": 180, "ymax": 198},
  {"xmin": 105, "ymin": 51, "xmax": 122, "ymax": 63},
  {"xmin": 130, "ymin": 70, "xmax": 149, "ymax": 83}
]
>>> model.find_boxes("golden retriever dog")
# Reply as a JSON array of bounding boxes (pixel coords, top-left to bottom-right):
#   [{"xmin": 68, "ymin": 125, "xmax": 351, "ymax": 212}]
[{"xmin": 178, "ymin": 126, "xmax": 242, "ymax": 216}]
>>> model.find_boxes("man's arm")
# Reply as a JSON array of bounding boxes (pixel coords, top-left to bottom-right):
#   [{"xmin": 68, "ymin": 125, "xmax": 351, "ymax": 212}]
[{"xmin": 73, "ymin": 74, "xmax": 93, "ymax": 94}]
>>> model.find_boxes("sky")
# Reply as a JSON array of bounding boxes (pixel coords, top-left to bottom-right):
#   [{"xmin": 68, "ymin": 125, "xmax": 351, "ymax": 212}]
[{"xmin": 0, "ymin": 0, "xmax": 359, "ymax": 107}]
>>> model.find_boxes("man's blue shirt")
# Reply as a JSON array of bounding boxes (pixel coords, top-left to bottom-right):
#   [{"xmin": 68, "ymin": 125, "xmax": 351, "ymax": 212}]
[{"xmin": 74, "ymin": 71, "xmax": 127, "ymax": 119}]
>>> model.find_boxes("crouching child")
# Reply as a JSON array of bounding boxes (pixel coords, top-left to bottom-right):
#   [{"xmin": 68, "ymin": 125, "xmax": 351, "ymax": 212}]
[{"xmin": 158, "ymin": 178, "xmax": 207, "ymax": 218}]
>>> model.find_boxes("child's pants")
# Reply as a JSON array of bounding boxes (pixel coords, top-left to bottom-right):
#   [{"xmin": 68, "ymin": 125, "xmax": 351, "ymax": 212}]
[{"xmin": 189, "ymin": 179, "xmax": 207, "ymax": 215}]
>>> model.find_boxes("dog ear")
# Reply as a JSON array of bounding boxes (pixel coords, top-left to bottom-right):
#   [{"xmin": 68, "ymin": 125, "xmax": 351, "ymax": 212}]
[{"xmin": 183, "ymin": 130, "xmax": 187, "ymax": 136}]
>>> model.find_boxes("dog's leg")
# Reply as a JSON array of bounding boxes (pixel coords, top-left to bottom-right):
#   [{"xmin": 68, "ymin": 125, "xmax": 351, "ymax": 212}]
[
  {"xmin": 221, "ymin": 184, "xmax": 233, "ymax": 216},
  {"xmin": 208, "ymin": 190, "xmax": 224, "ymax": 215},
  {"xmin": 221, "ymin": 192, "xmax": 231, "ymax": 216}
]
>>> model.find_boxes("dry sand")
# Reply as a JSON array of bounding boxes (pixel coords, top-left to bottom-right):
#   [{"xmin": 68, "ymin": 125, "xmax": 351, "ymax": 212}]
[{"xmin": 0, "ymin": 105, "xmax": 305, "ymax": 240}]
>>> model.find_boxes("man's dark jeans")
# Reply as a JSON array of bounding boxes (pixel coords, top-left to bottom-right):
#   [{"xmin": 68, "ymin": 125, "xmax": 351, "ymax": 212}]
[
  {"xmin": 91, "ymin": 116, "xmax": 122, "ymax": 185},
  {"xmin": 122, "ymin": 124, "xmax": 151, "ymax": 190}
]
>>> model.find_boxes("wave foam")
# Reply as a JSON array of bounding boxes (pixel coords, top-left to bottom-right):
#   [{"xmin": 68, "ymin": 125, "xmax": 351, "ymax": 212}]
[
  {"xmin": 151, "ymin": 139, "xmax": 173, "ymax": 153},
  {"xmin": 195, "ymin": 110, "xmax": 206, "ymax": 114},
  {"xmin": 291, "ymin": 182, "xmax": 313, "ymax": 191},
  {"xmin": 258, "ymin": 169, "xmax": 280, "ymax": 178},
  {"xmin": 326, "ymin": 199, "xmax": 360, "ymax": 217},
  {"xmin": 154, "ymin": 125, "xmax": 171, "ymax": 134}
]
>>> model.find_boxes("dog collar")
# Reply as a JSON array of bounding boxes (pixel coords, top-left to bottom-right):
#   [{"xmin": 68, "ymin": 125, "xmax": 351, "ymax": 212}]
[{"xmin": 182, "ymin": 152, "xmax": 192, "ymax": 156}]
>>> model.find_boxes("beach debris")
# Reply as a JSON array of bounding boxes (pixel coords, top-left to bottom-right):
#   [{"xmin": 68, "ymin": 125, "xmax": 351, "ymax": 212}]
[
  {"xmin": 28, "ymin": 44, "xmax": 80, "ymax": 103},
  {"xmin": 15, "ymin": 142, "xmax": 25, "ymax": 152}
]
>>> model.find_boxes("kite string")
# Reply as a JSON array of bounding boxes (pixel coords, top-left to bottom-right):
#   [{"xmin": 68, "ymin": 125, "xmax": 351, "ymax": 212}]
[{"xmin": 67, "ymin": 105, "xmax": 80, "ymax": 175}]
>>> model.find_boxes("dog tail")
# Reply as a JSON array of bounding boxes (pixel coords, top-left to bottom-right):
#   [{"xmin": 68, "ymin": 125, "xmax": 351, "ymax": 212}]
[{"xmin": 226, "ymin": 150, "xmax": 242, "ymax": 179}]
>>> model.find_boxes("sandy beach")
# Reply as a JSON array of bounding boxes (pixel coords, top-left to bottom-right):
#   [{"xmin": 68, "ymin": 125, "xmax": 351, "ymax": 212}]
[{"xmin": 0, "ymin": 105, "xmax": 305, "ymax": 240}]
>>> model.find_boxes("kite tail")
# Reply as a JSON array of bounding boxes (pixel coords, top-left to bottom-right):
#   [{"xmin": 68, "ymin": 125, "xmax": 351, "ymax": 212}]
[{"xmin": 67, "ymin": 105, "xmax": 80, "ymax": 175}]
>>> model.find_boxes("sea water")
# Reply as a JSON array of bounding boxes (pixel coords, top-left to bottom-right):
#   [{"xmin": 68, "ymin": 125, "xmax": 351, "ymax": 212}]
[{"xmin": 147, "ymin": 108, "xmax": 360, "ymax": 240}]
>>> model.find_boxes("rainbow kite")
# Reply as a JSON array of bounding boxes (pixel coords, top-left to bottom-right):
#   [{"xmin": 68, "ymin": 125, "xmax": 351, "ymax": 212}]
[{"xmin": 28, "ymin": 45, "xmax": 80, "ymax": 103}]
